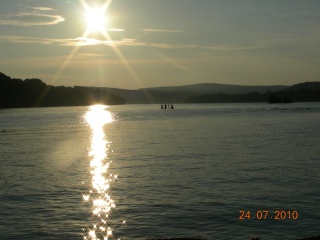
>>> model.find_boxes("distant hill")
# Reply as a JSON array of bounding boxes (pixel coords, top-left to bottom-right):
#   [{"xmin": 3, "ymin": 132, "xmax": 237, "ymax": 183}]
[
  {"xmin": 142, "ymin": 83, "xmax": 287, "ymax": 94},
  {"xmin": 271, "ymin": 81, "xmax": 320, "ymax": 103},
  {"xmin": 287, "ymin": 82, "xmax": 320, "ymax": 91},
  {"xmin": 184, "ymin": 82, "xmax": 320, "ymax": 103},
  {"xmin": 1, "ymin": 71, "xmax": 319, "ymax": 107},
  {"xmin": 106, "ymin": 83, "xmax": 288, "ymax": 104},
  {"xmin": 184, "ymin": 92, "xmax": 269, "ymax": 103}
]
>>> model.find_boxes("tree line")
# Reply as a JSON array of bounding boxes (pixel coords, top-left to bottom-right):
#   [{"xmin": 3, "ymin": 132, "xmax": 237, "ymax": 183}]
[
  {"xmin": 1, "ymin": 71, "xmax": 320, "ymax": 107},
  {"xmin": 0, "ymin": 72, "xmax": 125, "ymax": 108},
  {"xmin": 184, "ymin": 82, "xmax": 320, "ymax": 103}
]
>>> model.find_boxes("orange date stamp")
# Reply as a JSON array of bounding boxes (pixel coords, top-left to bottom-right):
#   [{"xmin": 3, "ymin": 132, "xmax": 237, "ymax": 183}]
[{"xmin": 239, "ymin": 210, "xmax": 299, "ymax": 220}]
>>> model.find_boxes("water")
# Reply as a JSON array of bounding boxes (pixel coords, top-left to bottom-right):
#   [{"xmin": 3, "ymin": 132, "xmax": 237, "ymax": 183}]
[{"xmin": 0, "ymin": 103, "xmax": 319, "ymax": 240}]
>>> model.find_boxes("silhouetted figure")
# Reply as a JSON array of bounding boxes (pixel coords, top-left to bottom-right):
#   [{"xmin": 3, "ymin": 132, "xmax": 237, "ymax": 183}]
[
  {"xmin": 164, "ymin": 104, "xmax": 167, "ymax": 109},
  {"xmin": 170, "ymin": 104, "xmax": 174, "ymax": 109},
  {"xmin": 161, "ymin": 104, "xmax": 164, "ymax": 109}
]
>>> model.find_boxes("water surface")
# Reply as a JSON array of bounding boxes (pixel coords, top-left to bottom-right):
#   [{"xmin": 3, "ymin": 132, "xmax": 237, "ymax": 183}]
[{"xmin": 0, "ymin": 103, "xmax": 319, "ymax": 239}]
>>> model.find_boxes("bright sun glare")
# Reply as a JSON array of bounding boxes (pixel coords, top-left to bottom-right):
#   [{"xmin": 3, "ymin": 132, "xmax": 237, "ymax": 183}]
[{"xmin": 85, "ymin": 7, "xmax": 109, "ymax": 33}]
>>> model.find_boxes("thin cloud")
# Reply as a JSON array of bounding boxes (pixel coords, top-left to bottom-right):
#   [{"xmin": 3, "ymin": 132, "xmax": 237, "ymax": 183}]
[
  {"xmin": 62, "ymin": 37, "xmax": 194, "ymax": 48},
  {"xmin": 63, "ymin": 37, "xmax": 110, "ymax": 47},
  {"xmin": 103, "ymin": 38, "xmax": 197, "ymax": 49},
  {"xmin": 143, "ymin": 28, "xmax": 182, "ymax": 33},
  {"xmin": 107, "ymin": 28, "xmax": 125, "ymax": 32},
  {"xmin": 0, "ymin": 11, "xmax": 64, "ymax": 26},
  {"xmin": 0, "ymin": 35, "xmax": 196, "ymax": 49},
  {"xmin": 0, "ymin": 35, "xmax": 65, "ymax": 45},
  {"xmin": 208, "ymin": 45, "xmax": 261, "ymax": 51},
  {"xmin": 32, "ymin": 7, "xmax": 56, "ymax": 11},
  {"xmin": 0, "ymin": 34, "xmax": 267, "ymax": 51}
]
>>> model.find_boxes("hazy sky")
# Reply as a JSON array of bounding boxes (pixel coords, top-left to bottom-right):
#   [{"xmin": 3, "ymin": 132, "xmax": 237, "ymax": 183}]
[{"xmin": 0, "ymin": 0, "xmax": 320, "ymax": 89}]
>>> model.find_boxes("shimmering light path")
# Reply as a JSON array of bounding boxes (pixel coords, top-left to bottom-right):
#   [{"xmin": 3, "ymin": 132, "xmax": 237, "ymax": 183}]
[{"xmin": 84, "ymin": 105, "xmax": 119, "ymax": 240}]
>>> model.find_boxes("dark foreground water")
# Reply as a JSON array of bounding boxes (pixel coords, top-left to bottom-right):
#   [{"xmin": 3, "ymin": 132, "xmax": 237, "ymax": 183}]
[{"xmin": 0, "ymin": 103, "xmax": 319, "ymax": 240}]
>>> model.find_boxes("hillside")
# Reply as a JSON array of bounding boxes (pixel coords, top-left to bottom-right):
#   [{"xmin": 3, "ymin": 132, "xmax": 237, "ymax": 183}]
[
  {"xmin": 288, "ymin": 82, "xmax": 320, "ymax": 91},
  {"xmin": 1, "ymin": 71, "xmax": 319, "ymax": 107},
  {"xmin": 185, "ymin": 82, "xmax": 320, "ymax": 103},
  {"xmin": 107, "ymin": 83, "xmax": 288, "ymax": 104},
  {"xmin": 142, "ymin": 83, "xmax": 287, "ymax": 95},
  {"xmin": 0, "ymin": 72, "xmax": 125, "ymax": 108}
]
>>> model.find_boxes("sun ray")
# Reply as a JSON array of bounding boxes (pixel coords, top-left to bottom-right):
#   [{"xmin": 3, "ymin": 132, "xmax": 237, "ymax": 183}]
[
  {"xmin": 101, "ymin": 32, "xmax": 141, "ymax": 85},
  {"xmin": 100, "ymin": 30, "xmax": 154, "ymax": 101},
  {"xmin": 79, "ymin": 0, "xmax": 144, "ymax": 86},
  {"xmin": 50, "ymin": 28, "xmax": 91, "ymax": 84},
  {"xmin": 100, "ymin": 0, "xmax": 113, "ymax": 14},
  {"xmin": 39, "ymin": 27, "xmax": 92, "ymax": 107},
  {"xmin": 50, "ymin": 0, "xmax": 153, "ymax": 101}
]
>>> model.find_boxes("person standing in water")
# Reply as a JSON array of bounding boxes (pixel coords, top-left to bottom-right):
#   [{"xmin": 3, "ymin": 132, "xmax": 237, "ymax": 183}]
[{"xmin": 161, "ymin": 104, "xmax": 174, "ymax": 109}]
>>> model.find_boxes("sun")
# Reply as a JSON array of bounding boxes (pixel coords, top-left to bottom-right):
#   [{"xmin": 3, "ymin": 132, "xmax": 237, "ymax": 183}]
[{"xmin": 85, "ymin": 7, "xmax": 109, "ymax": 33}]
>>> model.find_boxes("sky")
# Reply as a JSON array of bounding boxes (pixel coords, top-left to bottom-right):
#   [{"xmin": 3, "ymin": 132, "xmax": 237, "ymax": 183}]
[{"xmin": 0, "ymin": 0, "xmax": 320, "ymax": 89}]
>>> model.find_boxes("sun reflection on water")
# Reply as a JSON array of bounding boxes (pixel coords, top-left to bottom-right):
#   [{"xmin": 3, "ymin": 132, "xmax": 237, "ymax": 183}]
[{"xmin": 84, "ymin": 105, "xmax": 118, "ymax": 240}]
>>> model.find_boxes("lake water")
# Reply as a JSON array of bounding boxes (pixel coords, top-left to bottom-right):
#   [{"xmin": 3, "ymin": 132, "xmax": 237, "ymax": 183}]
[{"xmin": 0, "ymin": 103, "xmax": 320, "ymax": 240}]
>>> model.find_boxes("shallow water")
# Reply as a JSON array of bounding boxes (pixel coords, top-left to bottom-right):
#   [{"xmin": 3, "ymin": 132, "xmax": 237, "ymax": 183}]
[{"xmin": 0, "ymin": 103, "xmax": 319, "ymax": 240}]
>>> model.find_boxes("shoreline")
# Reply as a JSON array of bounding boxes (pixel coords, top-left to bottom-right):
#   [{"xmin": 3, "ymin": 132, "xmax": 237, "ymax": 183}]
[{"xmin": 145, "ymin": 237, "xmax": 320, "ymax": 240}]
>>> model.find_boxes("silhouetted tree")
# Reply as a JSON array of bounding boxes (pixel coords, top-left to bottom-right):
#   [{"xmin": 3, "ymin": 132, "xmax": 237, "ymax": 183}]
[{"xmin": 0, "ymin": 72, "xmax": 125, "ymax": 108}]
